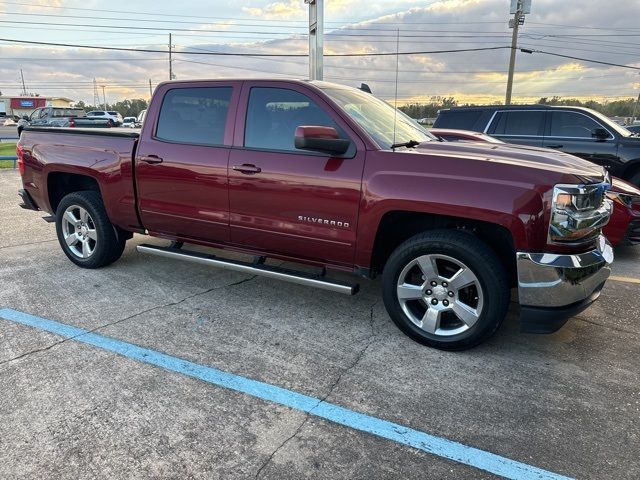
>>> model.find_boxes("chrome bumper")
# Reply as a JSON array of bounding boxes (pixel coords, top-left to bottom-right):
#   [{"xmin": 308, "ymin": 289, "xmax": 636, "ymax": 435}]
[{"xmin": 516, "ymin": 235, "xmax": 613, "ymax": 332}]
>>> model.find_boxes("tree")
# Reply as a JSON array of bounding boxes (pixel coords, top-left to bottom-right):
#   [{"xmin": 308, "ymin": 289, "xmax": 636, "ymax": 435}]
[{"xmin": 72, "ymin": 98, "xmax": 148, "ymax": 117}]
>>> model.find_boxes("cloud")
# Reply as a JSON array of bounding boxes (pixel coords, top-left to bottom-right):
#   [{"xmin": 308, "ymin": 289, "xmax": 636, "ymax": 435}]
[
  {"xmin": 243, "ymin": 0, "xmax": 305, "ymax": 20},
  {"xmin": 0, "ymin": 0, "xmax": 637, "ymax": 105}
]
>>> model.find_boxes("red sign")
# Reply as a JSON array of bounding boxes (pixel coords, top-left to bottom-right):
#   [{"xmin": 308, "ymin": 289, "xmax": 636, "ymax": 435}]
[{"xmin": 10, "ymin": 97, "xmax": 46, "ymax": 109}]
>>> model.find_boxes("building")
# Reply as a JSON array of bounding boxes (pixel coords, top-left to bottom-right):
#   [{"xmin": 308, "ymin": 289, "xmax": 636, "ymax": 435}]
[{"xmin": 0, "ymin": 96, "xmax": 74, "ymax": 118}]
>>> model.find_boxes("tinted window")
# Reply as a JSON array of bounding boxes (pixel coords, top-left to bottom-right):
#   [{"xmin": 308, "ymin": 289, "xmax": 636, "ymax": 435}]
[
  {"xmin": 245, "ymin": 87, "xmax": 339, "ymax": 152},
  {"xmin": 107, "ymin": 111, "xmax": 118, "ymax": 115},
  {"xmin": 490, "ymin": 111, "xmax": 544, "ymax": 136},
  {"xmin": 156, "ymin": 87, "xmax": 232, "ymax": 146},
  {"xmin": 435, "ymin": 110, "xmax": 484, "ymax": 130},
  {"xmin": 88, "ymin": 111, "xmax": 104, "ymax": 116},
  {"xmin": 52, "ymin": 109, "xmax": 84, "ymax": 118},
  {"xmin": 549, "ymin": 111, "xmax": 604, "ymax": 138}
]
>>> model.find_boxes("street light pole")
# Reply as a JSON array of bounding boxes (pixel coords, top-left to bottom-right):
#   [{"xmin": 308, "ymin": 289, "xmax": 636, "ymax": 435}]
[
  {"xmin": 305, "ymin": 0, "xmax": 323, "ymax": 81},
  {"xmin": 100, "ymin": 85, "xmax": 106, "ymax": 110},
  {"xmin": 505, "ymin": 0, "xmax": 524, "ymax": 105}
]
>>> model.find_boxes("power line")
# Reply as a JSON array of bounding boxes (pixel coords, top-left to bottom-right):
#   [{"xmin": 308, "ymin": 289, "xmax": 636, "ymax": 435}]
[
  {"xmin": 0, "ymin": 18, "xmax": 516, "ymax": 37},
  {"xmin": 520, "ymin": 48, "xmax": 640, "ymax": 71},
  {"xmin": 0, "ymin": 37, "xmax": 512, "ymax": 56},
  {"xmin": 0, "ymin": 1, "xmax": 502, "ymax": 26}
]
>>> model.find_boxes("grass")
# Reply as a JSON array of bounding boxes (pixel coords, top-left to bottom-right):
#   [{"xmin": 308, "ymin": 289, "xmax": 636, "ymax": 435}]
[{"xmin": 0, "ymin": 142, "xmax": 17, "ymax": 168}]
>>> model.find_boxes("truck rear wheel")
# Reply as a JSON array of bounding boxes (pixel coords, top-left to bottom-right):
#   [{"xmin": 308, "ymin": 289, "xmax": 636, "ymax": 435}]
[
  {"xmin": 55, "ymin": 191, "xmax": 126, "ymax": 269},
  {"xmin": 382, "ymin": 230, "xmax": 509, "ymax": 350}
]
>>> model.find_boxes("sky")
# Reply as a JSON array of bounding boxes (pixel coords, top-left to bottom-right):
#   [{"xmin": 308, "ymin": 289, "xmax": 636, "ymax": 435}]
[{"xmin": 0, "ymin": 0, "xmax": 638, "ymax": 106}]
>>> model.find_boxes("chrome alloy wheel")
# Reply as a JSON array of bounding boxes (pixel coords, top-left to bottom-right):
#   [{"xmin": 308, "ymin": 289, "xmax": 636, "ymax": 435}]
[
  {"xmin": 61, "ymin": 205, "xmax": 98, "ymax": 259},
  {"xmin": 396, "ymin": 254, "xmax": 484, "ymax": 337}
]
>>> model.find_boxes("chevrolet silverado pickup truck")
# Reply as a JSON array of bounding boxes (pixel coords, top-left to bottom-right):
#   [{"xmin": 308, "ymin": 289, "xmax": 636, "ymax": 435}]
[{"xmin": 17, "ymin": 79, "xmax": 614, "ymax": 350}]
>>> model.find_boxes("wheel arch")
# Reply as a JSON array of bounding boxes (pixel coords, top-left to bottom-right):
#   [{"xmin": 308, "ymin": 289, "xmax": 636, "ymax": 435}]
[
  {"xmin": 47, "ymin": 171, "xmax": 101, "ymax": 214},
  {"xmin": 370, "ymin": 211, "xmax": 517, "ymax": 287}
]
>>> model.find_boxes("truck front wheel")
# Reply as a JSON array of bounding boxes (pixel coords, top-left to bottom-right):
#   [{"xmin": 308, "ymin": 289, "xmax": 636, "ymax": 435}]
[
  {"xmin": 382, "ymin": 230, "xmax": 509, "ymax": 350},
  {"xmin": 55, "ymin": 191, "xmax": 126, "ymax": 269}
]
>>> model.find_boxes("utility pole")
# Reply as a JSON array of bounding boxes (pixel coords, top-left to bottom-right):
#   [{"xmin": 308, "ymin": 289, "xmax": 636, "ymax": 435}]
[
  {"xmin": 169, "ymin": 33, "xmax": 174, "ymax": 81},
  {"xmin": 505, "ymin": 0, "xmax": 531, "ymax": 105},
  {"xmin": 149, "ymin": 79, "xmax": 153, "ymax": 97},
  {"xmin": 20, "ymin": 69, "xmax": 27, "ymax": 96},
  {"xmin": 305, "ymin": 0, "xmax": 323, "ymax": 80},
  {"xmin": 100, "ymin": 85, "xmax": 106, "ymax": 110},
  {"xmin": 93, "ymin": 78, "xmax": 99, "ymax": 107}
]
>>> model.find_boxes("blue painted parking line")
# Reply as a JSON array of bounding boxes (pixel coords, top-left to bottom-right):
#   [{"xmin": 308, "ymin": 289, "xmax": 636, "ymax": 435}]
[{"xmin": 0, "ymin": 307, "xmax": 572, "ymax": 480}]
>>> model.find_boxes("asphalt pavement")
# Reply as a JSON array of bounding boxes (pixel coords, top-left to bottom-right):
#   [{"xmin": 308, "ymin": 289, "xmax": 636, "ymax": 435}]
[{"xmin": 0, "ymin": 169, "xmax": 639, "ymax": 479}]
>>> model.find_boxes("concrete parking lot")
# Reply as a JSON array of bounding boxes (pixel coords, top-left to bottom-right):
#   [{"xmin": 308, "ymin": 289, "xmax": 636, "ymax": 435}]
[{"xmin": 1, "ymin": 168, "xmax": 639, "ymax": 479}]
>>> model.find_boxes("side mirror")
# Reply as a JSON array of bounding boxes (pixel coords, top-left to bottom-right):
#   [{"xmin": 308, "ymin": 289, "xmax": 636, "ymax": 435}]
[
  {"xmin": 294, "ymin": 126, "xmax": 350, "ymax": 155},
  {"xmin": 592, "ymin": 128, "xmax": 609, "ymax": 140},
  {"xmin": 22, "ymin": 115, "xmax": 29, "ymax": 121}
]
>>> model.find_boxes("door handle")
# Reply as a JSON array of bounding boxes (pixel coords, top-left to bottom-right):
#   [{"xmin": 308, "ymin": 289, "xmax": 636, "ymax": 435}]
[
  {"xmin": 232, "ymin": 164, "xmax": 262, "ymax": 174},
  {"xmin": 547, "ymin": 145, "xmax": 563, "ymax": 149},
  {"xmin": 139, "ymin": 155, "xmax": 163, "ymax": 164}
]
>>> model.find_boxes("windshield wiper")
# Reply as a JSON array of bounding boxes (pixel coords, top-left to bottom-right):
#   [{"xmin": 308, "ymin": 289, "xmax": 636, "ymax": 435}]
[{"xmin": 391, "ymin": 139, "xmax": 421, "ymax": 150}]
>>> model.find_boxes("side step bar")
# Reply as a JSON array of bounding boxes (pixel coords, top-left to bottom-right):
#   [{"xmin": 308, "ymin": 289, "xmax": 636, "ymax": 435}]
[{"xmin": 137, "ymin": 244, "xmax": 359, "ymax": 296}]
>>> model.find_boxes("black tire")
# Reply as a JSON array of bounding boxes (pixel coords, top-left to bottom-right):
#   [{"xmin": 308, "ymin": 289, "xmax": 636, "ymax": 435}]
[
  {"xmin": 17, "ymin": 126, "xmax": 23, "ymax": 137},
  {"xmin": 55, "ymin": 190, "xmax": 126, "ymax": 269},
  {"xmin": 382, "ymin": 230, "xmax": 509, "ymax": 351}
]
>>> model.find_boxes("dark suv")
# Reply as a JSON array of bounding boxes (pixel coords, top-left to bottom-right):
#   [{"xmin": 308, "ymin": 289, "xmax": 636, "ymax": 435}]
[{"xmin": 434, "ymin": 105, "xmax": 640, "ymax": 186}]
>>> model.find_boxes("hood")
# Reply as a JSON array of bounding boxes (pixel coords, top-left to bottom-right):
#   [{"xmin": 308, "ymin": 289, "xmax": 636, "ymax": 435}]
[{"xmin": 415, "ymin": 140, "xmax": 605, "ymax": 183}]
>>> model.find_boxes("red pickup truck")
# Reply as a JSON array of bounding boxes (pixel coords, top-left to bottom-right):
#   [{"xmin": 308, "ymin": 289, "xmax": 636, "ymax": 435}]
[{"xmin": 17, "ymin": 79, "xmax": 614, "ymax": 350}]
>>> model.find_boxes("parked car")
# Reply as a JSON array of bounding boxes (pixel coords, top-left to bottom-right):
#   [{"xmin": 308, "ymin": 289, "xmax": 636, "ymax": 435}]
[
  {"xmin": 86, "ymin": 110, "xmax": 123, "ymax": 127},
  {"xmin": 135, "ymin": 109, "xmax": 147, "ymax": 128},
  {"xmin": 17, "ymin": 79, "xmax": 613, "ymax": 350},
  {"xmin": 433, "ymin": 105, "xmax": 640, "ymax": 186},
  {"xmin": 626, "ymin": 125, "xmax": 640, "ymax": 134},
  {"xmin": 430, "ymin": 128, "xmax": 640, "ymax": 246},
  {"xmin": 122, "ymin": 116, "xmax": 137, "ymax": 128},
  {"xmin": 3, "ymin": 116, "xmax": 18, "ymax": 126},
  {"xmin": 17, "ymin": 107, "xmax": 111, "ymax": 136}
]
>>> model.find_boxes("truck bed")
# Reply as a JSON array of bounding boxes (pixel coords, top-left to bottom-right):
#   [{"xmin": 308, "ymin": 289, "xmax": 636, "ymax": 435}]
[{"xmin": 19, "ymin": 127, "xmax": 141, "ymax": 232}]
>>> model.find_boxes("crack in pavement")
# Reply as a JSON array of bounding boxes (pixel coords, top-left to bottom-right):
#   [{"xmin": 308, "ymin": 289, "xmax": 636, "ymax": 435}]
[
  {"xmin": 255, "ymin": 300, "xmax": 380, "ymax": 479},
  {"xmin": 0, "ymin": 275, "xmax": 257, "ymax": 368},
  {"xmin": 0, "ymin": 238, "xmax": 57, "ymax": 251},
  {"xmin": 575, "ymin": 315, "xmax": 639, "ymax": 336}
]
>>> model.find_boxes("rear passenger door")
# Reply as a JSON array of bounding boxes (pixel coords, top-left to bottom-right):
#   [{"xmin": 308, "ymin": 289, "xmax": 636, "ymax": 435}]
[
  {"xmin": 543, "ymin": 110, "xmax": 619, "ymax": 169},
  {"xmin": 135, "ymin": 82, "xmax": 240, "ymax": 243},
  {"xmin": 486, "ymin": 110, "xmax": 545, "ymax": 147}
]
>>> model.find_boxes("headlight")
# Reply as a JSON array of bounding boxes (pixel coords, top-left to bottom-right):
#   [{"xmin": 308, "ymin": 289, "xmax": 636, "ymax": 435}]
[{"xmin": 549, "ymin": 183, "xmax": 612, "ymax": 243}]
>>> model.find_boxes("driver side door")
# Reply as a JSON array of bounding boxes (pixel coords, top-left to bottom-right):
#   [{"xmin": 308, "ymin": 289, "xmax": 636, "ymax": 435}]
[{"xmin": 543, "ymin": 110, "xmax": 619, "ymax": 170}]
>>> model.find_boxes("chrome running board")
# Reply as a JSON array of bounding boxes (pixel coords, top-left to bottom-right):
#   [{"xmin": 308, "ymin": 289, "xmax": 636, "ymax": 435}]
[{"xmin": 137, "ymin": 244, "xmax": 359, "ymax": 295}]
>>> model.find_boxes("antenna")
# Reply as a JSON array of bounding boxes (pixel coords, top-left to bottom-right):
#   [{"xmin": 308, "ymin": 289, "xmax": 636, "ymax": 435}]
[{"xmin": 391, "ymin": 28, "xmax": 400, "ymax": 150}]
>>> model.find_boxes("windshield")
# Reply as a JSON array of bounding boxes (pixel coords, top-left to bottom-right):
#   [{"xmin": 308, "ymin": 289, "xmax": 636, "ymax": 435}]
[
  {"xmin": 321, "ymin": 86, "xmax": 437, "ymax": 149},
  {"xmin": 586, "ymin": 108, "xmax": 633, "ymax": 138}
]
